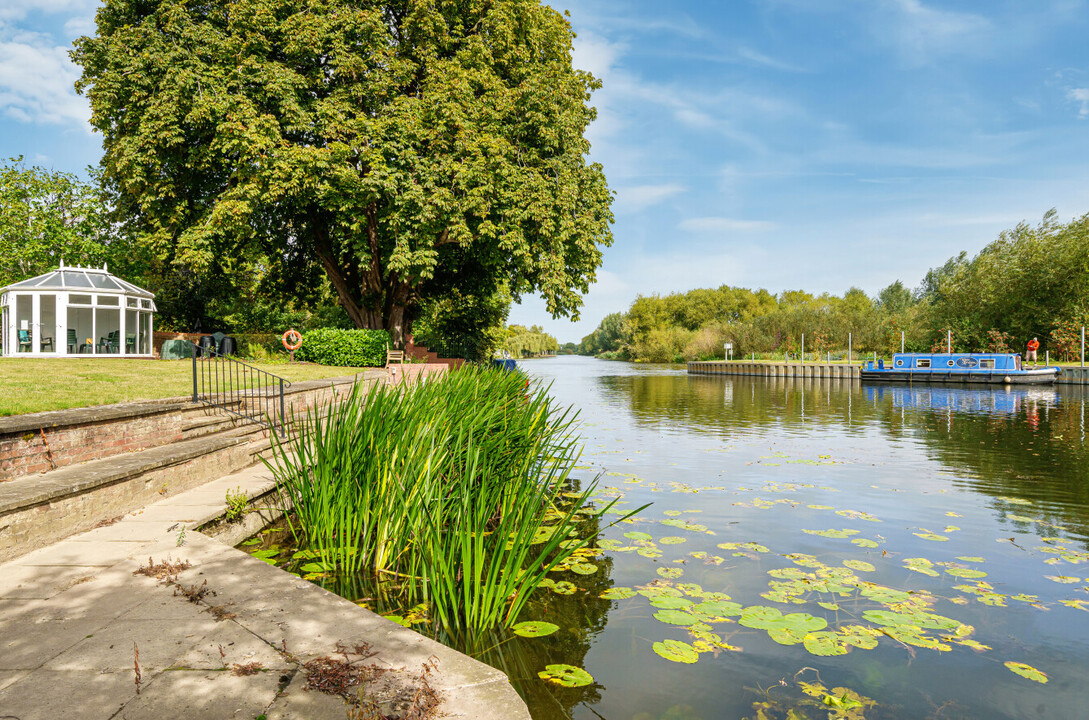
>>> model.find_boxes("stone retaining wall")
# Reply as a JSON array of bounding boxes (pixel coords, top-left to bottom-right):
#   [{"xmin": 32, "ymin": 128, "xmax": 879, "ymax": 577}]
[{"xmin": 688, "ymin": 361, "xmax": 860, "ymax": 379}]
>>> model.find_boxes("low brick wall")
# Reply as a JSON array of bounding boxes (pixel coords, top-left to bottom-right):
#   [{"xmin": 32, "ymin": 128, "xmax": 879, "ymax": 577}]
[{"xmin": 0, "ymin": 374, "xmax": 372, "ymax": 483}]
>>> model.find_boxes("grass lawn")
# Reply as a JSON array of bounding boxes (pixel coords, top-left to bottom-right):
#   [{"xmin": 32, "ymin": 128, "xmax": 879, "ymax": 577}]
[{"xmin": 0, "ymin": 358, "xmax": 374, "ymax": 416}]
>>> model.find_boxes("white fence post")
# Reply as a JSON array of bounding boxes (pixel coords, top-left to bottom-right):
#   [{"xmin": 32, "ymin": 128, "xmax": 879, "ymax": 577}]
[{"xmin": 848, "ymin": 333, "xmax": 852, "ymax": 365}]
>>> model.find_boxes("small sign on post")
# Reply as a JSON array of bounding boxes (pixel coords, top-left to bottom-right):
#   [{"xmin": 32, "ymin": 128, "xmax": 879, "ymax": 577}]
[{"xmin": 724, "ymin": 342, "xmax": 733, "ymax": 361}]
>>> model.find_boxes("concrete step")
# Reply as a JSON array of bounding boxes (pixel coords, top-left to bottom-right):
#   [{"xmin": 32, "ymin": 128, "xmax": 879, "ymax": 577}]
[{"xmin": 0, "ymin": 423, "xmax": 273, "ymax": 563}]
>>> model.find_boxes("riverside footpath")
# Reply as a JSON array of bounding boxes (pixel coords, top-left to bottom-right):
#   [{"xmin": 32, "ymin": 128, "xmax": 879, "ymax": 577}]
[{"xmin": 0, "ymin": 377, "xmax": 529, "ymax": 720}]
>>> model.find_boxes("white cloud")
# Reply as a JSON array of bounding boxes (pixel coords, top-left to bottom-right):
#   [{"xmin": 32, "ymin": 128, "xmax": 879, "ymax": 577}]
[
  {"xmin": 1068, "ymin": 88, "xmax": 1089, "ymax": 118},
  {"xmin": 571, "ymin": 29, "xmax": 622, "ymax": 82},
  {"xmin": 883, "ymin": 0, "xmax": 991, "ymax": 63},
  {"xmin": 679, "ymin": 217, "xmax": 776, "ymax": 233},
  {"xmin": 0, "ymin": 30, "xmax": 90, "ymax": 127},
  {"xmin": 613, "ymin": 183, "xmax": 685, "ymax": 213}
]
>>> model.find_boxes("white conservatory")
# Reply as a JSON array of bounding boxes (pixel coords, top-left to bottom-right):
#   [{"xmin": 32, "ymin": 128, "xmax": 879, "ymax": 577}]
[{"xmin": 0, "ymin": 263, "xmax": 156, "ymax": 357}]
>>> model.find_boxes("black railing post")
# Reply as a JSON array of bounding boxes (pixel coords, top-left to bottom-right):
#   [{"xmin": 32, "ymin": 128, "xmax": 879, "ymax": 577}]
[
  {"xmin": 191, "ymin": 347, "xmax": 198, "ymax": 401},
  {"xmin": 279, "ymin": 378, "xmax": 285, "ymax": 438}
]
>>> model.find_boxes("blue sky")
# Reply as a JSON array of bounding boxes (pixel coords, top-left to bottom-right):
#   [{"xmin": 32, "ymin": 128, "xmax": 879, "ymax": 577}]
[{"xmin": 3, "ymin": 1, "xmax": 1088, "ymax": 342}]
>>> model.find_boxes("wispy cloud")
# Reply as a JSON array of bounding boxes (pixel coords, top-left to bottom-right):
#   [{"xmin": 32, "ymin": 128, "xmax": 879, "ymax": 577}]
[
  {"xmin": 1068, "ymin": 88, "xmax": 1089, "ymax": 118},
  {"xmin": 613, "ymin": 184, "xmax": 686, "ymax": 213},
  {"xmin": 679, "ymin": 217, "xmax": 776, "ymax": 233},
  {"xmin": 0, "ymin": 29, "xmax": 89, "ymax": 127},
  {"xmin": 880, "ymin": 0, "xmax": 991, "ymax": 63}
]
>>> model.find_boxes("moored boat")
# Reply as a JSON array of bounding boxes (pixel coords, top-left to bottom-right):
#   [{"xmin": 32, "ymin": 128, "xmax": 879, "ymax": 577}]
[{"xmin": 860, "ymin": 353, "xmax": 1060, "ymax": 385}]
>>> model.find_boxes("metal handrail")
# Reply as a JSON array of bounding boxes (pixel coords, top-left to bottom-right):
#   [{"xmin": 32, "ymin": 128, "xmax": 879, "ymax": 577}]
[{"xmin": 191, "ymin": 343, "xmax": 291, "ymax": 437}]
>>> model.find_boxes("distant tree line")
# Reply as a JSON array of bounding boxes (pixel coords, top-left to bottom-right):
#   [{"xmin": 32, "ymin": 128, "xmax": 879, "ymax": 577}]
[
  {"xmin": 504, "ymin": 325, "xmax": 559, "ymax": 358},
  {"xmin": 580, "ymin": 211, "xmax": 1089, "ymax": 363}
]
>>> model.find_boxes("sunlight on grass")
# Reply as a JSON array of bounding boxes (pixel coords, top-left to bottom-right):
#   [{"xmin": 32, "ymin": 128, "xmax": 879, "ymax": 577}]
[{"xmin": 0, "ymin": 359, "xmax": 372, "ymax": 416}]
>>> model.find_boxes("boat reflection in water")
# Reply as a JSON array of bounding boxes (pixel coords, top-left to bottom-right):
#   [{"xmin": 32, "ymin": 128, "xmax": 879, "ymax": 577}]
[{"xmin": 865, "ymin": 384, "xmax": 1060, "ymax": 416}]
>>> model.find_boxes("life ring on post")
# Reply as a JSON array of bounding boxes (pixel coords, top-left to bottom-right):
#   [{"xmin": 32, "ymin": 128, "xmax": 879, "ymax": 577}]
[{"xmin": 282, "ymin": 329, "xmax": 302, "ymax": 352}]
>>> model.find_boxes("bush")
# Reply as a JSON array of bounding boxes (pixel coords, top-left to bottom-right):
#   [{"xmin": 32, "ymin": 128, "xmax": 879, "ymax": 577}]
[{"xmin": 295, "ymin": 328, "xmax": 391, "ymax": 367}]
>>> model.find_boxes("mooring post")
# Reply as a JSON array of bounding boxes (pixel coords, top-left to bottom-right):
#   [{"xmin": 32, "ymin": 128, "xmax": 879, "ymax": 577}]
[
  {"xmin": 801, "ymin": 334, "xmax": 805, "ymax": 363},
  {"xmin": 1082, "ymin": 326, "xmax": 1085, "ymax": 368},
  {"xmin": 947, "ymin": 330, "xmax": 952, "ymax": 354},
  {"xmin": 901, "ymin": 331, "xmax": 905, "ymax": 353},
  {"xmin": 191, "ymin": 348, "xmax": 198, "ymax": 401},
  {"xmin": 1046, "ymin": 350, "xmax": 1050, "ymax": 366},
  {"xmin": 848, "ymin": 333, "xmax": 852, "ymax": 365}
]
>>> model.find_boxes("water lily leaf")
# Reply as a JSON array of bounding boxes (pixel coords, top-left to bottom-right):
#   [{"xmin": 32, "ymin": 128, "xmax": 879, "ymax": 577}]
[
  {"xmin": 693, "ymin": 600, "xmax": 744, "ymax": 617},
  {"xmin": 914, "ymin": 530, "xmax": 949, "ymax": 542},
  {"xmin": 652, "ymin": 639, "xmax": 699, "ymax": 663},
  {"xmin": 1004, "ymin": 662, "xmax": 1048, "ymax": 683},
  {"xmin": 767, "ymin": 567, "xmax": 808, "ymax": 580},
  {"xmin": 768, "ymin": 627, "xmax": 805, "ymax": 645},
  {"xmin": 241, "ymin": 539, "xmax": 262, "ymax": 546},
  {"xmin": 624, "ymin": 531, "xmax": 653, "ymax": 542},
  {"xmin": 639, "ymin": 586, "xmax": 683, "ymax": 599},
  {"xmin": 839, "ymin": 626, "xmax": 880, "ymax": 650},
  {"xmin": 739, "ymin": 606, "xmax": 785, "ymax": 629},
  {"xmin": 861, "ymin": 610, "xmax": 918, "ymax": 627},
  {"xmin": 538, "ymin": 664, "xmax": 594, "ymax": 687},
  {"xmin": 637, "ymin": 546, "xmax": 663, "ymax": 558},
  {"xmin": 382, "ymin": 614, "xmax": 410, "ymax": 627},
  {"xmin": 803, "ymin": 631, "xmax": 849, "ymax": 656},
  {"xmin": 903, "ymin": 558, "xmax": 940, "ymax": 576},
  {"xmin": 945, "ymin": 567, "xmax": 987, "ymax": 579},
  {"xmin": 807, "ymin": 504, "xmax": 834, "ymax": 510},
  {"xmin": 654, "ymin": 609, "xmax": 701, "ymax": 626},
  {"xmin": 956, "ymin": 556, "xmax": 984, "ymax": 563},
  {"xmin": 997, "ymin": 496, "xmax": 1033, "ymax": 506},
  {"xmin": 551, "ymin": 581, "xmax": 578, "ymax": 595},
  {"xmin": 818, "ymin": 602, "xmax": 840, "ymax": 611},
  {"xmin": 661, "ymin": 518, "xmax": 709, "ymax": 533},
  {"xmin": 843, "ymin": 560, "xmax": 875, "ymax": 572},
  {"xmin": 1045, "ymin": 575, "xmax": 1081, "ymax": 584},
  {"xmin": 836, "ymin": 509, "xmax": 881, "ymax": 522},
  {"xmin": 600, "ymin": 587, "xmax": 637, "ymax": 600},
  {"xmin": 251, "ymin": 548, "xmax": 279, "ymax": 560},
  {"xmin": 663, "ymin": 510, "xmax": 683, "ymax": 517},
  {"xmin": 569, "ymin": 562, "xmax": 598, "ymax": 575},
  {"xmin": 659, "ymin": 536, "xmax": 687, "ymax": 545},
  {"xmin": 658, "ymin": 567, "xmax": 684, "ymax": 579},
  {"xmin": 650, "ymin": 596, "xmax": 695, "ymax": 610},
  {"xmin": 881, "ymin": 626, "xmax": 946, "ymax": 650},
  {"xmin": 299, "ymin": 561, "xmax": 334, "ymax": 573},
  {"xmin": 513, "ymin": 621, "xmax": 559, "ymax": 638},
  {"xmin": 803, "ymin": 528, "xmax": 860, "ymax": 539},
  {"xmin": 851, "ymin": 538, "xmax": 880, "ymax": 548}
]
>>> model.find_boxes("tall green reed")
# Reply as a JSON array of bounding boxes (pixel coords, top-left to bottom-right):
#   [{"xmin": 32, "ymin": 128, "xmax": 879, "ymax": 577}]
[{"xmin": 266, "ymin": 366, "xmax": 639, "ymax": 637}]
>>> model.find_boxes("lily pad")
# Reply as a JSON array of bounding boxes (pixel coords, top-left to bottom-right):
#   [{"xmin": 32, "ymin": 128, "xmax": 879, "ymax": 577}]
[
  {"xmin": 851, "ymin": 538, "xmax": 880, "ymax": 548},
  {"xmin": 658, "ymin": 567, "xmax": 684, "ymax": 579},
  {"xmin": 739, "ymin": 606, "xmax": 785, "ymax": 629},
  {"xmin": 240, "ymin": 538, "xmax": 262, "ymax": 546},
  {"xmin": 803, "ymin": 631, "xmax": 849, "ymax": 656},
  {"xmin": 624, "ymin": 531, "xmax": 653, "ymax": 543},
  {"xmin": 513, "ymin": 621, "xmax": 560, "ymax": 638},
  {"xmin": 768, "ymin": 627, "xmax": 805, "ymax": 645},
  {"xmin": 654, "ymin": 609, "xmax": 701, "ymax": 626},
  {"xmin": 538, "ymin": 664, "xmax": 594, "ymax": 687},
  {"xmin": 652, "ymin": 639, "xmax": 700, "ymax": 663},
  {"xmin": 945, "ymin": 567, "xmax": 987, "ymax": 579},
  {"xmin": 843, "ymin": 560, "xmax": 875, "ymax": 572},
  {"xmin": 551, "ymin": 581, "xmax": 578, "ymax": 595},
  {"xmin": 569, "ymin": 562, "xmax": 598, "ymax": 575},
  {"xmin": 650, "ymin": 596, "xmax": 695, "ymax": 610},
  {"xmin": 1004, "ymin": 661, "xmax": 1048, "ymax": 683},
  {"xmin": 600, "ymin": 587, "xmax": 637, "ymax": 600},
  {"xmin": 659, "ymin": 536, "xmax": 687, "ymax": 545},
  {"xmin": 914, "ymin": 530, "xmax": 949, "ymax": 542}
]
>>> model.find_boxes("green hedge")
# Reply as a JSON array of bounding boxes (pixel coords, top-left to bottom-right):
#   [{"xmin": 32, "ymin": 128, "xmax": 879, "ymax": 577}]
[{"xmin": 295, "ymin": 328, "xmax": 391, "ymax": 367}]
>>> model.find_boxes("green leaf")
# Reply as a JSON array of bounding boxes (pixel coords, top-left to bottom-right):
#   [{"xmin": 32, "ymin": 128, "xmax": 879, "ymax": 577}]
[
  {"xmin": 600, "ymin": 587, "xmax": 637, "ymax": 600},
  {"xmin": 843, "ymin": 560, "xmax": 875, "ymax": 572},
  {"xmin": 551, "ymin": 581, "xmax": 578, "ymax": 595},
  {"xmin": 803, "ymin": 631, "xmax": 849, "ymax": 656},
  {"xmin": 945, "ymin": 567, "xmax": 988, "ymax": 579},
  {"xmin": 624, "ymin": 531, "xmax": 653, "ymax": 542},
  {"xmin": 240, "ymin": 539, "xmax": 262, "ymax": 546},
  {"xmin": 657, "ymin": 567, "xmax": 684, "ymax": 579},
  {"xmin": 512, "ymin": 621, "xmax": 559, "ymax": 638},
  {"xmin": 538, "ymin": 664, "xmax": 594, "ymax": 687},
  {"xmin": 650, "ymin": 596, "xmax": 695, "ymax": 610},
  {"xmin": 569, "ymin": 562, "xmax": 598, "ymax": 575},
  {"xmin": 739, "ymin": 606, "xmax": 785, "ymax": 630},
  {"xmin": 1004, "ymin": 662, "xmax": 1048, "ymax": 683},
  {"xmin": 652, "ymin": 639, "xmax": 700, "ymax": 663},
  {"xmin": 653, "ymin": 610, "xmax": 701, "ymax": 626}
]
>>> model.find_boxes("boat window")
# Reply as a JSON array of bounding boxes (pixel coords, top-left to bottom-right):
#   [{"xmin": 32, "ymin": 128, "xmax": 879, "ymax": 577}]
[
  {"xmin": 947, "ymin": 360, "xmax": 955, "ymax": 367},
  {"xmin": 979, "ymin": 359, "xmax": 995, "ymax": 369},
  {"xmin": 916, "ymin": 359, "xmax": 931, "ymax": 368},
  {"xmin": 895, "ymin": 360, "xmax": 903, "ymax": 367}
]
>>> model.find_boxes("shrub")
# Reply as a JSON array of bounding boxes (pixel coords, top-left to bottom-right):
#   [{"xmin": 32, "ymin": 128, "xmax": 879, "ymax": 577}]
[{"xmin": 295, "ymin": 328, "xmax": 391, "ymax": 367}]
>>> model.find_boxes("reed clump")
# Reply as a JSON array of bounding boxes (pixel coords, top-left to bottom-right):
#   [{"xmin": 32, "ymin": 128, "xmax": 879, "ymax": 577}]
[{"xmin": 268, "ymin": 366, "xmax": 623, "ymax": 637}]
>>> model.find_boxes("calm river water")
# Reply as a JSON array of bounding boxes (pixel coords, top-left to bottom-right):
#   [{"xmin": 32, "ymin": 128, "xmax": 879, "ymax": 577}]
[{"xmin": 504, "ymin": 356, "xmax": 1089, "ymax": 720}]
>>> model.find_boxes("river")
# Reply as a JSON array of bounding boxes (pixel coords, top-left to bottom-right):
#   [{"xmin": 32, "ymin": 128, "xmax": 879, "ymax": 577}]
[{"xmin": 505, "ymin": 356, "xmax": 1089, "ymax": 720}]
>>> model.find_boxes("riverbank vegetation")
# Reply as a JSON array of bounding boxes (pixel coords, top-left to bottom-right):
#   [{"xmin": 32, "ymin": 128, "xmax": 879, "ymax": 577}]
[
  {"xmin": 267, "ymin": 367, "xmax": 632, "ymax": 638},
  {"xmin": 581, "ymin": 211, "xmax": 1089, "ymax": 363}
]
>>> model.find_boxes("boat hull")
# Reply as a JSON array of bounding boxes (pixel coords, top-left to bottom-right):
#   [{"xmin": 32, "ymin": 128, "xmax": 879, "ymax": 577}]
[{"xmin": 860, "ymin": 368, "xmax": 1059, "ymax": 385}]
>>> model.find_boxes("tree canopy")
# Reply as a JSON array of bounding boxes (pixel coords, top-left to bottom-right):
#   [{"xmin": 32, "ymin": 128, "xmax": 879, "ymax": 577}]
[
  {"xmin": 73, "ymin": 0, "xmax": 613, "ymax": 345},
  {"xmin": 0, "ymin": 158, "xmax": 115, "ymax": 283}
]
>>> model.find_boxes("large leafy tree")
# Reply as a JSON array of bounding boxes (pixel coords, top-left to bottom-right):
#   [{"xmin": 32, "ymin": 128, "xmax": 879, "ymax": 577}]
[
  {"xmin": 0, "ymin": 158, "xmax": 113, "ymax": 283},
  {"xmin": 73, "ymin": 0, "xmax": 613, "ymax": 345}
]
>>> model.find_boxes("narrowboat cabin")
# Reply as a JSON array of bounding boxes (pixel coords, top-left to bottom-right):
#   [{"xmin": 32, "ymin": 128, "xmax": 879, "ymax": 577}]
[{"xmin": 860, "ymin": 353, "xmax": 1060, "ymax": 385}]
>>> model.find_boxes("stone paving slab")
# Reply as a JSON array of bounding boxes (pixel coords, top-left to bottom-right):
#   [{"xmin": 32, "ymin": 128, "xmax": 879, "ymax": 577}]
[{"xmin": 0, "ymin": 458, "xmax": 531, "ymax": 720}]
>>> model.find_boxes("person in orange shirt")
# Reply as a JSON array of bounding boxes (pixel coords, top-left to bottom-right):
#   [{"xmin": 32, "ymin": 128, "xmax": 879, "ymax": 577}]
[{"xmin": 1026, "ymin": 337, "xmax": 1039, "ymax": 366}]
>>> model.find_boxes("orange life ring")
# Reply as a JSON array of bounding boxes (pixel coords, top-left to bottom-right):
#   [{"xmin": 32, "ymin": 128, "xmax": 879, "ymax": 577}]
[{"xmin": 282, "ymin": 329, "xmax": 302, "ymax": 351}]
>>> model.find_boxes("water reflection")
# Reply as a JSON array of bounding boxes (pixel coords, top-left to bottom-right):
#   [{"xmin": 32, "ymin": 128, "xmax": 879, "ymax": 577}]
[{"xmin": 866, "ymin": 384, "xmax": 1061, "ymax": 417}]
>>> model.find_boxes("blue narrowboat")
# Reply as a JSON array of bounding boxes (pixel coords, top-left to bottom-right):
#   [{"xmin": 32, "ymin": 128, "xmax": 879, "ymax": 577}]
[{"xmin": 859, "ymin": 353, "xmax": 1060, "ymax": 385}]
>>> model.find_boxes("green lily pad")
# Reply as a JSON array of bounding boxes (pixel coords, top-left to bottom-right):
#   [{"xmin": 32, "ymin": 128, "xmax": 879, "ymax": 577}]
[
  {"xmin": 654, "ymin": 609, "xmax": 701, "ymax": 626},
  {"xmin": 658, "ymin": 567, "xmax": 684, "ymax": 579},
  {"xmin": 851, "ymin": 538, "xmax": 880, "ymax": 548},
  {"xmin": 1045, "ymin": 575, "xmax": 1081, "ymax": 584},
  {"xmin": 538, "ymin": 664, "xmax": 594, "ymax": 687},
  {"xmin": 739, "ymin": 606, "xmax": 785, "ymax": 629},
  {"xmin": 513, "ymin": 621, "xmax": 559, "ymax": 638},
  {"xmin": 624, "ymin": 531, "xmax": 653, "ymax": 543},
  {"xmin": 956, "ymin": 556, "xmax": 985, "ymax": 563},
  {"xmin": 551, "ymin": 581, "xmax": 578, "ymax": 595},
  {"xmin": 299, "ymin": 561, "xmax": 333, "ymax": 573},
  {"xmin": 652, "ymin": 639, "xmax": 699, "ymax": 663},
  {"xmin": 650, "ymin": 596, "xmax": 695, "ymax": 610},
  {"xmin": 768, "ymin": 627, "xmax": 805, "ymax": 645},
  {"xmin": 803, "ymin": 528, "xmax": 860, "ymax": 539},
  {"xmin": 803, "ymin": 631, "xmax": 849, "ymax": 656},
  {"xmin": 945, "ymin": 567, "xmax": 987, "ymax": 579},
  {"xmin": 914, "ymin": 530, "xmax": 949, "ymax": 542},
  {"xmin": 844, "ymin": 560, "xmax": 875, "ymax": 572},
  {"xmin": 1005, "ymin": 661, "xmax": 1048, "ymax": 683},
  {"xmin": 600, "ymin": 587, "xmax": 637, "ymax": 600},
  {"xmin": 692, "ymin": 600, "xmax": 744, "ymax": 617},
  {"xmin": 240, "ymin": 538, "xmax": 262, "ymax": 546},
  {"xmin": 659, "ymin": 536, "xmax": 687, "ymax": 545},
  {"xmin": 903, "ymin": 558, "xmax": 940, "ymax": 576},
  {"xmin": 569, "ymin": 562, "xmax": 598, "ymax": 575}
]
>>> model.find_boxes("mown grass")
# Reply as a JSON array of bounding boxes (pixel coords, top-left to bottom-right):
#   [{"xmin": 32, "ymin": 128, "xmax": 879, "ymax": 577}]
[
  {"xmin": 0, "ymin": 358, "xmax": 372, "ymax": 416},
  {"xmin": 268, "ymin": 366, "xmax": 639, "ymax": 639}
]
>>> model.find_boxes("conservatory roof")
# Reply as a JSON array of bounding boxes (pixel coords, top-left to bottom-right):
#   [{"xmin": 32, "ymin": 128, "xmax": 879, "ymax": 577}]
[{"xmin": 0, "ymin": 263, "xmax": 155, "ymax": 299}]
